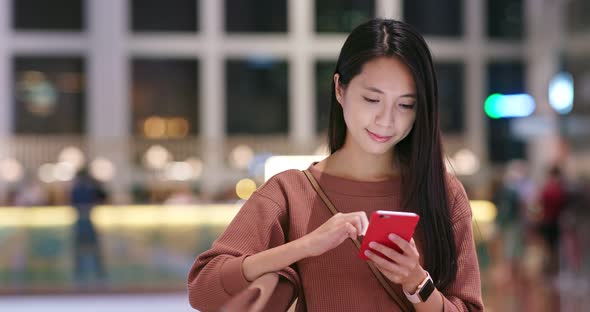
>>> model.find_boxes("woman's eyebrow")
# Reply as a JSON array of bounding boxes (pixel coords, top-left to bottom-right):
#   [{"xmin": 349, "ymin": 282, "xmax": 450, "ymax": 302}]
[
  {"xmin": 363, "ymin": 86, "xmax": 385, "ymax": 94},
  {"xmin": 363, "ymin": 85, "xmax": 416, "ymax": 99}
]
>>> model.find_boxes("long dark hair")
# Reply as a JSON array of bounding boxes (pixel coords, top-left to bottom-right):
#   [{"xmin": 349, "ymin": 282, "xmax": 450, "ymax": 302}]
[{"xmin": 328, "ymin": 19, "xmax": 457, "ymax": 289}]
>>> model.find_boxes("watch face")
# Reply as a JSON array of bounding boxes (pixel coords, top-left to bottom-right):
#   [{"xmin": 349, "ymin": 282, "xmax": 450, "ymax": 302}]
[{"xmin": 418, "ymin": 279, "xmax": 435, "ymax": 302}]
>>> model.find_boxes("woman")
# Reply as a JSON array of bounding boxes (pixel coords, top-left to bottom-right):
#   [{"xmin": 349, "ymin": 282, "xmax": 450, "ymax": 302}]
[{"xmin": 188, "ymin": 18, "xmax": 483, "ymax": 311}]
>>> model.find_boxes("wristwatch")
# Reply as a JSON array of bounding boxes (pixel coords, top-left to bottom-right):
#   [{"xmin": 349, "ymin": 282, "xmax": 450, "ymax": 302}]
[{"xmin": 403, "ymin": 271, "xmax": 435, "ymax": 304}]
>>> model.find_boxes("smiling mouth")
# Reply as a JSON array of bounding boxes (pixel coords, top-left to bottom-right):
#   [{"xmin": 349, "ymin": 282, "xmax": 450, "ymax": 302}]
[{"xmin": 366, "ymin": 129, "xmax": 393, "ymax": 143}]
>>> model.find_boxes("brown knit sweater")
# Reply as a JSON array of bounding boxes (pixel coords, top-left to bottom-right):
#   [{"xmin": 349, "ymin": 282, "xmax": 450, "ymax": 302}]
[{"xmin": 188, "ymin": 164, "xmax": 484, "ymax": 311}]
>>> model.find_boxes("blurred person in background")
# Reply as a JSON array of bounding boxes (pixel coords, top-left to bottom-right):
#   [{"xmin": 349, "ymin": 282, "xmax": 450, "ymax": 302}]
[
  {"xmin": 556, "ymin": 172, "xmax": 587, "ymax": 285},
  {"xmin": 70, "ymin": 167, "xmax": 108, "ymax": 287},
  {"xmin": 491, "ymin": 167, "xmax": 525, "ymax": 283},
  {"xmin": 13, "ymin": 172, "xmax": 48, "ymax": 206},
  {"xmin": 503, "ymin": 160, "xmax": 536, "ymax": 223},
  {"xmin": 188, "ymin": 19, "xmax": 483, "ymax": 312},
  {"xmin": 538, "ymin": 165, "xmax": 568, "ymax": 276}
]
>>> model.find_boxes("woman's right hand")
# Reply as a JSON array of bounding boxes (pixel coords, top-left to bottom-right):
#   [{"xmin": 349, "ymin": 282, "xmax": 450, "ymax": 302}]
[
  {"xmin": 298, "ymin": 211, "xmax": 369, "ymax": 258},
  {"xmin": 241, "ymin": 212, "xmax": 368, "ymax": 283}
]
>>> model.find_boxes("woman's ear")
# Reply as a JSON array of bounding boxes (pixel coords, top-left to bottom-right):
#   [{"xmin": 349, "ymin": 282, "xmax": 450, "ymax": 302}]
[{"xmin": 334, "ymin": 73, "xmax": 344, "ymax": 106}]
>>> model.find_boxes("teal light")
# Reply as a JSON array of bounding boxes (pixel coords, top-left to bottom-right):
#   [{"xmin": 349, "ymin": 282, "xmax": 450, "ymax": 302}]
[
  {"xmin": 484, "ymin": 93, "xmax": 503, "ymax": 119},
  {"xmin": 484, "ymin": 93, "xmax": 535, "ymax": 119}
]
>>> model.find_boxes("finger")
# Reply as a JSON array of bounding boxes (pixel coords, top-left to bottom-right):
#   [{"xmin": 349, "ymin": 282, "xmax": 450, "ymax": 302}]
[
  {"xmin": 365, "ymin": 250, "xmax": 408, "ymax": 276},
  {"xmin": 372, "ymin": 260, "xmax": 407, "ymax": 284},
  {"xmin": 352, "ymin": 216, "xmax": 363, "ymax": 237},
  {"xmin": 371, "ymin": 257, "xmax": 401, "ymax": 276},
  {"xmin": 343, "ymin": 214, "xmax": 363, "ymax": 237},
  {"xmin": 358, "ymin": 212, "xmax": 369, "ymax": 236},
  {"xmin": 345, "ymin": 222, "xmax": 358, "ymax": 239},
  {"xmin": 368, "ymin": 241, "xmax": 406, "ymax": 264},
  {"xmin": 389, "ymin": 234, "xmax": 416, "ymax": 256}
]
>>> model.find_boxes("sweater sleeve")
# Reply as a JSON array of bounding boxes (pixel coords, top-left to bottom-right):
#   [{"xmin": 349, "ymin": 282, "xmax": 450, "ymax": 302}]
[
  {"xmin": 187, "ymin": 191, "xmax": 300, "ymax": 312},
  {"xmin": 441, "ymin": 177, "xmax": 485, "ymax": 312}
]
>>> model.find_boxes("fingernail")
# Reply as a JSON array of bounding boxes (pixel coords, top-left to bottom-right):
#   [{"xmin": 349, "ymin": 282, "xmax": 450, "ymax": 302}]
[
  {"xmin": 389, "ymin": 234, "xmax": 397, "ymax": 240},
  {"xmin": 365, "ymin": 250, "xmax": 372, "ymax": 256},
  {"xmin": 369, "ymin": 242, "xmax": 376, "ymax": 248}
]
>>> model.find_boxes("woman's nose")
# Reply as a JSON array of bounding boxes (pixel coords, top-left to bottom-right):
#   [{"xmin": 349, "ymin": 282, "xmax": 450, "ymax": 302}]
[{"xmin": 375, "ymin": 105, "xmax": 394, "ymax": 128}]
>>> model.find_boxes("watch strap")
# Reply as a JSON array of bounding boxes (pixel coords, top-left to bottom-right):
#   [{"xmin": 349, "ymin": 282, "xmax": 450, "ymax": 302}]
[{"xmin": 403, "ymin": 271, "xmax": 434, "ymax": 304}]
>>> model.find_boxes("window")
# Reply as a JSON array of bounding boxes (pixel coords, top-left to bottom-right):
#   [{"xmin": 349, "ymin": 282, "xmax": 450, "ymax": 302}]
[
  {"xmin": 566, "ymin": 0, "xmax": 590, "ymax": 33},
  {"xmin": 315, "ymin": 0, "xmax": 374, "ymax": 33},
  {"xmin": 131, "ymin": 0, "xmax": 198, "ymax": 32},
  {"xmin": 315, "ymin": 61, "xmax": 336, "ymax": 133},
  {"xmin": 13, "ymin": 0, "xmax": 84, "ymax": 31},
  {"xmin": 131, "ymin": 59, "xmax": 199, "ymax": 138},
  {"xmin": 487, "ymin": 0, "xmax": 523, "ymax": 39},
  {"xmin": 404, "ymin": 0, "xmax": 462, "ymax": 37},
  {"xmin": 565, "ymin": 58, "xmax": 590, "ymax": 116},
  {"xmin": 487, "ymin": 62, "xmax": 527, "ymax": 163},
  {"xmin": 13, "ymin": 57, "xmax": 85, "ymax": 134},
  {"xmin": 563, "ymin": 58, "xmax": 590, "ymax": 146},
  {"xmin": 225, "ymin": 0, "xmax": 287, "ymax": 33},
  {"xmin": 226, "ymin": 59, "xmax": 288, "ymax": 135},
  {"xmin": 436, "ymin": 63, "xmax": 464, "ymax": 133}
]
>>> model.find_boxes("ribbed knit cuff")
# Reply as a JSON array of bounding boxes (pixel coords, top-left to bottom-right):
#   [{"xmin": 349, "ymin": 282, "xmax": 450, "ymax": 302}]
[
  {"xmin": 220, "ymin": 255, "xmax": 251, "ymax": 295},
  {"xmin": 441, "ymin": 294, "xmax": 458, "ymax": 312}
]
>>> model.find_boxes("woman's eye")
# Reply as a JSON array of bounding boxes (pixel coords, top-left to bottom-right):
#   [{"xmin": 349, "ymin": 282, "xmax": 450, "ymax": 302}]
[
  {"xmin": 363, "ymin": 97, "xmax": 379, "ymax": 103},
  {"xmin": 400, "ymin": 103, "xmax": 415, "ymax": 110}
]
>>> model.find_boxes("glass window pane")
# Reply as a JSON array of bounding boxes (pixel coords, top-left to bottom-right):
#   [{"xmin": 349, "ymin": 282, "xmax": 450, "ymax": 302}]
[
  {"xmin": 225, "ymin": 0, "xmax": 287, "ymax": 33},
  {"xmin": 487, "ymin": 62, "xmax": 527, "ymax": 163},
  {"xmin": 487, "ymin": 0, "xmax": 523, "ymax": 39},
  {"xmin": 131, "ymin": 0, "xmax": 198, "ymax": 32},
  {"xmin": 564, "ymin": 58, "xmax": 590, "ymax": 147},
  {"xmin": 315, "ymin": 60, "xmax": 336, "ymax": 133},
  {"xmin": 567, "ymin": 0, "xmax": 590, "ymax": 33},
  {"xmin": 13, "ymin": 0, "xmax": 84, "ymax": 31},
  {"xmin": 315, "ymin": 0, "xmax": 374, "ymax": 33},
  {"xmin": 404, "ymin": 0, "xmax": 462, "ymax": 37},
  {"xmin": 226, "ymin": 59, "xmax": 288, "ymax": 135},
  {"xmin": 565, "ymin": 58, "xmax": 590, "ymax": 116},
  {"xmin": 131, "ymin": 59, "xmax": 199, "ymax": 138},
  {"xmin": 13, "ymin": 57, "xmax": 85, "ymax": 134},
  {"xmin": 436, "ymin": 63, "xmax": 464, "ymax": 133}
]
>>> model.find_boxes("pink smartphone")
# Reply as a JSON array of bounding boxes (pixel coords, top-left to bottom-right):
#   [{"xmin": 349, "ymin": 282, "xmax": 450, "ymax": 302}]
[{"xmin": 358, "ymin": 210, "xmax": 420, "ymax": 260}]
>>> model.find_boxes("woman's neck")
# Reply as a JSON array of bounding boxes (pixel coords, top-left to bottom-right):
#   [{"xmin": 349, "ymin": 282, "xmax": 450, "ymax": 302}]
[{"xmin": 318, "ymin": 145, "xmax": 398, "ymax": 182}]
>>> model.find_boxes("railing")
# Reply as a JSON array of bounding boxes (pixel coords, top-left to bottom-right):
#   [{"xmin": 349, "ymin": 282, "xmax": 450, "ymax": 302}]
[
  {"xmin": 0, "ymin": 204, "xmax": 241, "ymax": 294},
  {"xmin": 0, "ymin": 199, "xmax": 498, "ymax": 294}
]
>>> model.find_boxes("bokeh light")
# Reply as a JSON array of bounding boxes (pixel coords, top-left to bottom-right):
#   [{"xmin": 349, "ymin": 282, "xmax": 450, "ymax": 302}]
[
  {"xmin": 235, "ymin": 178, "xmax": 257, "ymax": 200},
  {"xmin": 54, "ymin": 161, "xmax": 76, "ymax": 182},
  {"xmin": 58, "ymin": 146, "xmax": 85, "ymax": 169},
  {"xmin": 143, "ymin": 116, "xmax": 167, "ymax": 139},
  {"xmin": 164, "ymin": 162, "xmax": 193, "ymax": 181},
  {"xmin": 143, "ymin": 145, "xmax": 171, "ymax": 170},
  {"xmin": 90, "ymin": 157, "xmax": 115, "ymax": 182},
  {"xmin": 38, "ymin": 163, "xmax": 56, "ymax": 183},
  {"xmin": 229, "ymin": 144, "xmax": 254, "ymax": 169},
  {"xmin": 0, "ymin": 158, "xmax": 24, "ymax": 183},
  {"xmin": 549, "ymin": 72, "xmax": 574, "ymax": 114}
]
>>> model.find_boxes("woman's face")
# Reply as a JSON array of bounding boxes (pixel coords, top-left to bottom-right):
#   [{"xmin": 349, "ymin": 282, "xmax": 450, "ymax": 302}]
[{"xmin": 335, "ymin": 56, "xmax": 417, "ymax": 156}]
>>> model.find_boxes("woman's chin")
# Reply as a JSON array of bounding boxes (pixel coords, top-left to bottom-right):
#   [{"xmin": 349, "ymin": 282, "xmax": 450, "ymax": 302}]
[{"xmin": 360, "ymin": 142, "xmax": 395, "ymax": 156}]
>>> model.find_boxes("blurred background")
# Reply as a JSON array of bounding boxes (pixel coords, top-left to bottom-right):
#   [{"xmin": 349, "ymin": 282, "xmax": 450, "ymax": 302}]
[{"xmin": 0, "ymin": 0, "xmax": 589, "ymax": 311}]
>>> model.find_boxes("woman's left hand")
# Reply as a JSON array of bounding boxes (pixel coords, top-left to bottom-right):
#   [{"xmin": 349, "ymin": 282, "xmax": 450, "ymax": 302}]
[{"xmin": 364, "ymin": 234, "xmax": 427, "ymax": 293}]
